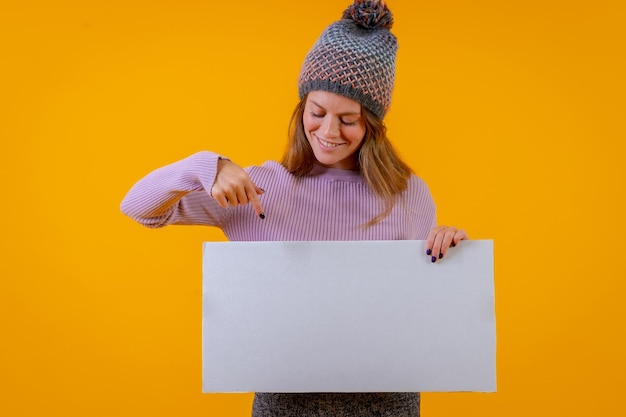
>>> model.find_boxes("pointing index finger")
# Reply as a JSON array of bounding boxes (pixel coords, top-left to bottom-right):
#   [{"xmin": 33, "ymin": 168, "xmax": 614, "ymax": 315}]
[{"xmin": 247, "ymin": 184, "xmax": 265, "ymax": 219}]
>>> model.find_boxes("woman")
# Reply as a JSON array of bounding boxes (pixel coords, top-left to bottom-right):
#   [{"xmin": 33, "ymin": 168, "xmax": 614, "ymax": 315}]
[{"xmin": 121, "ymin": 1, "xmax": 467, "ymax": 415}]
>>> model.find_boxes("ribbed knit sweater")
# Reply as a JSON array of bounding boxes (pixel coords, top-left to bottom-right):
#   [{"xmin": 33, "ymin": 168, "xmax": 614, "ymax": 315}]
[{"xmin": 121, "ymin": 151, "xmax": 437, "ymax": 416}]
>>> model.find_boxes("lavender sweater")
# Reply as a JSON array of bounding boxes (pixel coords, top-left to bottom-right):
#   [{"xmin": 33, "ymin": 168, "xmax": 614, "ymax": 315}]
[{"xmin": 121, "ymin": 151, "xmax": 437, "ymax": 417}]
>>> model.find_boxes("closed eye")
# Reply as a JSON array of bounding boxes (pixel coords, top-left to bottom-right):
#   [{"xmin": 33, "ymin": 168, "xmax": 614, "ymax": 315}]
[{"xmin": 310, "ymin": 112, "xmax": 358, "ymax": 126}]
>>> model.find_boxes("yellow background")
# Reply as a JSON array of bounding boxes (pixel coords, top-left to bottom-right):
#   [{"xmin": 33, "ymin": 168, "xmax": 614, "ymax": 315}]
[{"xmin": 1, "ymin": 0, "xmax": 624, "ymax": 416}]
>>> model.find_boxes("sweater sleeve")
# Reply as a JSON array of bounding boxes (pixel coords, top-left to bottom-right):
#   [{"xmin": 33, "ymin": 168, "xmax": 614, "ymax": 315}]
[
  {"xmin": 120, "ymin": 151, "xmax": 229, "ymax": 228},
  {"xmin": 406, "ymin": 174, "xmax": 438, "ymax": 239}
]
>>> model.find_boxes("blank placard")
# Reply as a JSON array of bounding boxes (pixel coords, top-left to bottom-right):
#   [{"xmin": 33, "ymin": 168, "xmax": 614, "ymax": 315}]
[{"xmin": 202, "ymin": 240, "xmax": 495, "ymax": 393}]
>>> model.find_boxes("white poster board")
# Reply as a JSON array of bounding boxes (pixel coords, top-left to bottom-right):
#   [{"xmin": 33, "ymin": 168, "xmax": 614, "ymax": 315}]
[{"xmin": 202, "ymin": 240, "xmax": 495, "ymax": 393}]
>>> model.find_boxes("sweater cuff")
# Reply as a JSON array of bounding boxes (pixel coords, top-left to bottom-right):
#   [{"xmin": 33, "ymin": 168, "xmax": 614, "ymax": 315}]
[{"xmin": 185, "ymin": 151, "xmax": 226, "ymax": 193}]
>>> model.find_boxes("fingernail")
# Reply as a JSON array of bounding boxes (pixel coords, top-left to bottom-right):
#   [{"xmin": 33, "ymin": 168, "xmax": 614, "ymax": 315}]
[
  {"xmin": 426, "ymin": 249, "xmax": 432, "ymax": 256},
  {"xmin": 259, "ymin": 188, "xmax": 266, "ymax": 193},
  {"xmin": 259, "ymin": 213, "xmax": 266, "ymax": 220},
  {"xmin": 439, "ymin": 252, "xmax": 443, "ymax": 259},
  {"xmin": 431, "ymin": 256, "xmax": 437, "ymax": 263}
]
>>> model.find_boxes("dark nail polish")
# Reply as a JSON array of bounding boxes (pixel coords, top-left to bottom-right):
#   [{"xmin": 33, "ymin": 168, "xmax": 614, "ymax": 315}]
[
  {"xmin": 426, "ymin": 249, "xmax": 432, "ymax": 256},
  {"xmin": 439, "ymin": 252, "xmax": 443, "ymax": 259},
  {"xmin": 259, "ymin": 213, "xmax": 266, "ymax": 220},
  {"xmin": 431, "ymin": 256, "xmax": 437, "ymax": 263}
]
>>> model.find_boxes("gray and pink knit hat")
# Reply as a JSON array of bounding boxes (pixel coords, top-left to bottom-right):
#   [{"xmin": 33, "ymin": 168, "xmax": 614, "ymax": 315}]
[{"xmin": 298, "ymin": 0, "xmax": 397, "ymax": 119}]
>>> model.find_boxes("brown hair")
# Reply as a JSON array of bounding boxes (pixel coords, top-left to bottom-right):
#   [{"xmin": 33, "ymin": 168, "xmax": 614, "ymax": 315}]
[{"xmin": 281, "ymin": 95, "xmax": 413, "ymax": 226}]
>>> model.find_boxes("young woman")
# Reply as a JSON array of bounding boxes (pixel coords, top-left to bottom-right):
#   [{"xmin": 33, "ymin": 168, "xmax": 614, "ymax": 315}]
[{"xmin": 121, "ymin": 1, "xmax": 467, "ymax": 415}]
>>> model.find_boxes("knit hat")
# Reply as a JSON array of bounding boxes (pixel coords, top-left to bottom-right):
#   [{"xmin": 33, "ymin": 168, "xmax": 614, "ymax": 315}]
[{"xmin": 298, "ymin": 0, "xmax": 398, "ymax": 119}]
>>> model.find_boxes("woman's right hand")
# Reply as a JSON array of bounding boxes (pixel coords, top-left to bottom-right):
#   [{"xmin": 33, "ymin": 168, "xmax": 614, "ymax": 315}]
[{"xmin": 210, "ymin": 158, "xmax": 265, "ymax": 219}]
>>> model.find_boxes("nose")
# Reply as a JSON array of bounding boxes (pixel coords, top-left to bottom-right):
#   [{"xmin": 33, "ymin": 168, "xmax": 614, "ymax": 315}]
[{"xmin": 321, "ymin": 116, "xmax": 340, "ymax": 139}]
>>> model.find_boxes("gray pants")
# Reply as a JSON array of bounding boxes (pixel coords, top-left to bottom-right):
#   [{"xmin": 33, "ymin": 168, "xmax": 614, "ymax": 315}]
[{"xmin": 252, "ymin": 393, "xmax": 420, "ymax": 417}]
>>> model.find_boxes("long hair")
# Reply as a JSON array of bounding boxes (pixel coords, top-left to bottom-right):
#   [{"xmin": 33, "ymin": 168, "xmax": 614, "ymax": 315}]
[{"xmin": 281, "ymin": 95, "xmax": 413, "ymax": 226}]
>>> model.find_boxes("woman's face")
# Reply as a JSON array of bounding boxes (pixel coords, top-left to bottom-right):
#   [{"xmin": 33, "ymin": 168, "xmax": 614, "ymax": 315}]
[{"xmin": 303, "ymin": 91, "xmax": 366, "ymax": 170}]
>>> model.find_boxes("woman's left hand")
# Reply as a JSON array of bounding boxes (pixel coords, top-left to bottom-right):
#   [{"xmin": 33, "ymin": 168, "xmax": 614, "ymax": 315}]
[{"xmin": 425, "ymin": 225, "xmax": 469, "ymax": 263}]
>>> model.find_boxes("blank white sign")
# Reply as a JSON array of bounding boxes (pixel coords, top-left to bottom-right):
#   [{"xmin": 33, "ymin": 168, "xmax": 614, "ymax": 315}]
[{"xmin": 202, "ymin": 240, "xmax": 495, "ymax": 393}]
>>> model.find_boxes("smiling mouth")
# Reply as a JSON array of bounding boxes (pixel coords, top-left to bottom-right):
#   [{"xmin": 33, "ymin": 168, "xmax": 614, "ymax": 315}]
[{"xmin": 316, "ymin": 136, "xmax": 344, "ymax": 148}]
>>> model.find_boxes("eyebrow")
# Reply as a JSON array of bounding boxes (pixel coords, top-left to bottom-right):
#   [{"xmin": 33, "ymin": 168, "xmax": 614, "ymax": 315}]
[{"xmin": 309, "ymin": 100, "xmax": 361, "ymax": 116}]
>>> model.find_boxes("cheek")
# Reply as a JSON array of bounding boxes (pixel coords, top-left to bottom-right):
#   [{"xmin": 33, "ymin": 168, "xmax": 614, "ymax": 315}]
[
  {"xmin": 302, "ymin": 119, "xmax": 313, "ymax": 143},
  {"xmin": 302, "ymin": 114, "xmax": 318, "ymax": 133},
  {"xmin": 347, "ymin": 128, "xmax": 366, "ymax": 146}
]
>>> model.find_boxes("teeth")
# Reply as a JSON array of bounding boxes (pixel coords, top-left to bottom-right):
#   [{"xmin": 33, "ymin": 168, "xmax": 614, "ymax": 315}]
[{"xmin": 319, "ymin": 138, "xmax": 342, "ymax": 148}]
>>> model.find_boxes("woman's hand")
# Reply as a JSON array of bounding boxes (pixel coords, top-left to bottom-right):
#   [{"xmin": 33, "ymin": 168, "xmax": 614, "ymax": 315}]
[
  {"xmin": 210, "ymin": 158, "xmax": 265, "ymax": 219},
  {"xmin": 425, "ymin": 225, "xmax": 468, "ymax": 263}
]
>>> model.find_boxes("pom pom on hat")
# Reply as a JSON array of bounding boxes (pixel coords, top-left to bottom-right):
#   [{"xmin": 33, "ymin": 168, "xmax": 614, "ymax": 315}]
[
  {"xmin": 298, "ymin": 0, "xmax": 398, "ymax": 119},
  {"xmin": 342, "ymin": 0, "xmax": 394, "ymax": 29}
]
